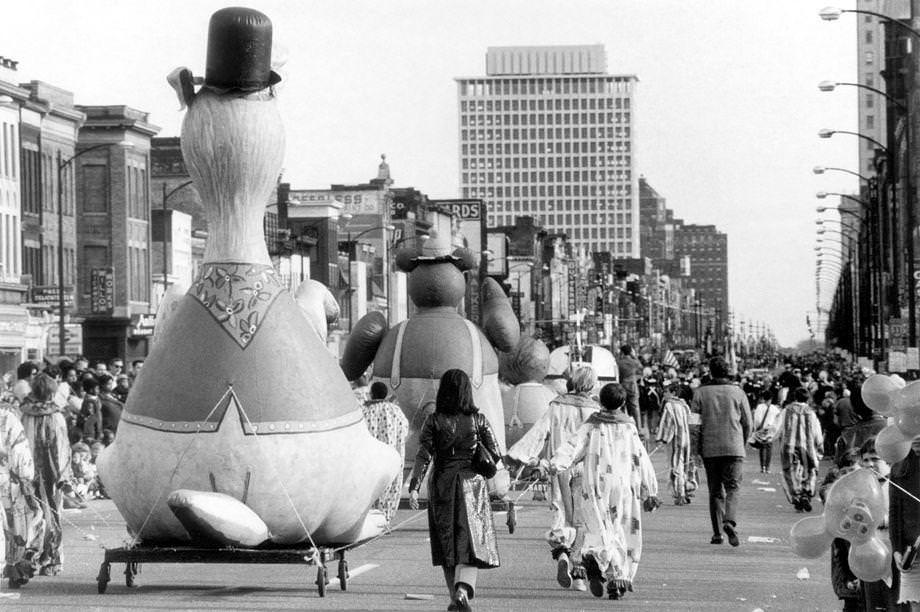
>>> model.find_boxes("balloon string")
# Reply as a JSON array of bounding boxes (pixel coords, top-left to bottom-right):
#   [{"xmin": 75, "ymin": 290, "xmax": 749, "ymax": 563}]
[
  {"xmin": 884, "ymin": 476, "xmax": 920, "ymax": 505},
  {"xmin": 127, "ymin": 387, "xmax": 230, "ymax": 548},
  {"xmin": 330, "ymin": 509, "xmax": 427, "ymax": 553},
  {"xmin": 235, "ymin": 402, "xmax": 318, "ymax": 553}
]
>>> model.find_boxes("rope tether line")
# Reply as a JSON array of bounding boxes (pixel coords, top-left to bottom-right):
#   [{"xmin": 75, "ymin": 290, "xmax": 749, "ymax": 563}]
[
  {"xmin": 235, "ymin": 398, "xmax": 319, "ymax": 553},
  {"xmin": 128, "ymin": 386, "xmax": 232, "ymax": 548}
]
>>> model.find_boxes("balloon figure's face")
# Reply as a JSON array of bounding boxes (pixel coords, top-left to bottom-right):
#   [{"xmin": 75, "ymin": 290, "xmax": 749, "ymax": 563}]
[
  {"xmin": 407, "ymin": 263, "xmax": 466, "ymax": 309},
  {"xmin": 832, "ymin": 500, "xmax": 875, "ymax": 545}
]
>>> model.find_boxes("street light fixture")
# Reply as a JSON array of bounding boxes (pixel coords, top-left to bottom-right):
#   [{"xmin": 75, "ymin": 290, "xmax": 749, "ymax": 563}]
[
  {"xmin": 57, "ymin": 140, "xmax": 133, "ymax": 357},
  {"xmin": 391, "ymin": 233, "xmax": 430, "ymax": 250},
  {"xmin": 345, "ymin": 224, "xmax": 396, "ymax": 331},
  {"xmin": 812, "ymin": 165, "xmax": 872, "ymax": 182},
  {"xmin": 818, "ymin": 128, "xmax": 888, "ymax": 152},
  {"xmin": 816, "ymin": 205, "xmax": 862, "ymax": 222},
  {"xmin": 819, "ymin": 80, "xmax": 907, "ymax": 111}
]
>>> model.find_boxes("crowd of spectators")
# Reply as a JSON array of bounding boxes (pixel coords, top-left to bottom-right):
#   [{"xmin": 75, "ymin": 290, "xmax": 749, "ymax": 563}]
[{"xmin": 0, "ymin": 355, "xmax": 141, "ymax": 586}]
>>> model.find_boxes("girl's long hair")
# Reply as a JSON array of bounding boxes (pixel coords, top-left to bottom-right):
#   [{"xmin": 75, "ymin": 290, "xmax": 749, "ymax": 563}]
[{"xmin": 436, "ymin": 369, "xmax": 477, "ymax": 416}]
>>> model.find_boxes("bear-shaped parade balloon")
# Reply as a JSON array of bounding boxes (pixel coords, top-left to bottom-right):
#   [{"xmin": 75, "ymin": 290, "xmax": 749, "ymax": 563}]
[
  {"xmin": 861, "ymin": 374, "xmax": 919, "ymax": 465},
  {"xmin": 98, "ymin": 7, "xmax": 399, "ymax": 547},
  {"xmin": 789, "ymin": 468, "xmax": 891, "ymax": 581},
  {"xmin": 341, "ymin": 234, "xmax": 519, "ymax": 486},
  {"xmin": 499, "ymin": 336, "xmax": 556, "ymax": 447}
]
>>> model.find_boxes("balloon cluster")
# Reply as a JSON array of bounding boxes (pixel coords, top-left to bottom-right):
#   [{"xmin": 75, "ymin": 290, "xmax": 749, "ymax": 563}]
[
  {"xmin": 862, "ymin": 374, "xmax": 919, "ymax": 464},
  {"xmin": 789, "ymin": 468, "xmax": 891, "ymax": 581}
]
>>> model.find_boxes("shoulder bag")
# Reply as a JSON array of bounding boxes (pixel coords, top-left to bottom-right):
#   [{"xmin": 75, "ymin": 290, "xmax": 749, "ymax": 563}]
[
  {"xmin": 748, "ymin": 406, "xmax": 772, "ymax": 449},
  {"xmin": 470, "ymin": 414, "xmax": 497, "ymax": 479}
]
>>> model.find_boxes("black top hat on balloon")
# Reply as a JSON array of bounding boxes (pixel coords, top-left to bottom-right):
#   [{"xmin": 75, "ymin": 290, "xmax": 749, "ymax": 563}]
[{"xmin": 167, "ymin": 7, "xmax": 282, "ymax": 108}]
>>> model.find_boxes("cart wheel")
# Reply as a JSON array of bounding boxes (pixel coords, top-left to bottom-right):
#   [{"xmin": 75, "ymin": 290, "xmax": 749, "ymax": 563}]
[
  {"xmin": 338, "ymin": 558, "xmax": 348, "ymax": 591},
  {"xmin": 316, "ymin": 566, "xmax": 326, "ymax": 597},
  {"xmin": 507, "ymin": 500, "xmax": 517, "ymax": 534},
  {"xmin": 96, "ymin": 561, "xmax": 111, "ymax": 594},
  {"xmin": 125, "ymin": 561, "xmax": 138, "ymax": 587}
]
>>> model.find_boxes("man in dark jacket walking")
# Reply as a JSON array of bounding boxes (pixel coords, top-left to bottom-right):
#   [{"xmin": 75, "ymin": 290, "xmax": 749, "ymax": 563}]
[
  {"xmin": 691, "ymin": 356, "xmax": 752, "ymax": 547},
  {"xmin": 616, "ymin": 345, "xmax": 643, "ymax": 435}
]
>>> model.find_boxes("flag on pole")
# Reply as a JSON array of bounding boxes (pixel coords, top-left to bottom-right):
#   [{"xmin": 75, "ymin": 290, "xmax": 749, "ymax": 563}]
[{"xmin": 663, "ymin": 349, "xmax": 679, "ymax": 368}]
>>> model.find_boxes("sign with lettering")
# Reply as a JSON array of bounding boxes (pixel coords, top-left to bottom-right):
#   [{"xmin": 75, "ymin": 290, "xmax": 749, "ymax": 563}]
[
  {"xmin": 429, "ymin": 199, "xmax": 485, "ymax": 258},
  {"xmin": 91, "ymin": 267, "xmax": 115, "ymax": 314},
  {"xmin": 30, "ymin": 286, "xmax": 75, "ymax": 308},
  {"xmin": 287, "ymin": 189, "xmax": 387, "ymax": 215},
  {"xmin": 131, "ymin": 314, "xmax": 157, "ymax": 338},
  {"xmin": 47, "ymin": 322, "xmax": 82, "ymax": 356},
  {"xmin": 889, "ymin": 317, "xmax": 908, "ymax": 351}
]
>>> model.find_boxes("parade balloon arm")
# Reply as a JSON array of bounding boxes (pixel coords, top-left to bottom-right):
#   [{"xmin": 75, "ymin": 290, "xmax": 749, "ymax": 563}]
[
  {"xmin": 341, "ymin": 310, "xmax": 388, "ymax": 381},
  {"xmin": 480, "ymin": 277, "xmax": 520, "ymax": 353}
]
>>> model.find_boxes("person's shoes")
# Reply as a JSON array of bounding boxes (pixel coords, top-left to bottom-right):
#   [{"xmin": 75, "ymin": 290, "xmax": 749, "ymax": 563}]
[
  {"xmin": 607, "ymin": 582, "xmax": 628, "ymax": 600},
  {"xmin": 683, "ymin": 495, "xmax": 692, "ymax": 505},
  {"xmin": 556, "ymin": 552, "xmax": 572, "ymax": 589},
  {"xmin": 38, "ymin": 565, "xmax": 60, "ymax": 577},
  {"xmin": 454, "ymin": 584, "xmax": 472, "ymax": 612},
  {"xmin": 583, "ymin": 555, "xmax": 605, "ymax": 598},
  {"xmin": 723, "ymin": 522, "xmax": 740, "ymax": 547},
  {"xmin": 63, "ymin": 493, "xmax": 86, "ymax": 510},
  {"xmin": 572, "ymin": 578, "xmax": 587, "ymax": 592},
  {"xmin": 710, "ymin": 534, "xmax": 723, "ymax": 544},
  {"xmin": 448, "ymin": 603, "xmax": 459, "ymax": 611},
  {"xmin": 801, "ymin": 498, "xmax": 813, "ymax": 513}
]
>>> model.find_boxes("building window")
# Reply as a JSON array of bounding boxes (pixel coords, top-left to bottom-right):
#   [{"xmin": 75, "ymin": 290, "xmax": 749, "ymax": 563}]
[
  {"xmin": 865, "ymin": 30, "xmax": 873, "ymax": 44},
  {"xmin": 865, "ymin": 51, "xmax": 873, "ymax": 65},
  {"xmin": 866, "ymin": 115, "xmax": 875, "ymax": 130}
]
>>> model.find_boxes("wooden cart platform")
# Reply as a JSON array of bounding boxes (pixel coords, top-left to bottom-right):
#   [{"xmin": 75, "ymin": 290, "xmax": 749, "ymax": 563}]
[{"xmin": 96, "ymin": 543, "xmax": 352, "ymax": 597}]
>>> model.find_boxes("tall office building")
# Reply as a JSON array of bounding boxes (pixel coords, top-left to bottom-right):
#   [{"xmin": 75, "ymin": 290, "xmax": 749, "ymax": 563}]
[
  {"xmin": 456, "ymin": 45, "xmax": 639, "ymax": 257},
  {"xmin": 673, "ymin": 223, "xmax": 728, "ymax": 333},
  {"xmin": 855, "ymin": 0, "xmax": 908, "ymax": 176}
]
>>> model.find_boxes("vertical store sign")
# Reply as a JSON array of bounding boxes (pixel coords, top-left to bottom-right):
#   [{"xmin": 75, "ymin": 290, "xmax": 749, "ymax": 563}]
[
  {"xmin": 567, "ymin": 262, "xmax": 577, "ymax": 319},
  {"xmin": 91, "ymin": 267, "xmax": 115, "ymax": 314}
]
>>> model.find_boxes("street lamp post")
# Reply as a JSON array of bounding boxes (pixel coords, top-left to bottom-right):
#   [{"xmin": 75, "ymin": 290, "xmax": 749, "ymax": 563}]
[
  {"xmin": 56, "ymin": 141, "xmax": 131, "ymax": 357},
  {"xmin": 391, "ymin": 233, "xmax": 429, "ymax": 250},
  {"xmin": 161, "ymin": 180, "xmax": 194, "ymax": 295},
  {"xmin": 819, "ymin": 77, "xmax": 916, "ymax": 347},
  {"xmin": 345, "ymin": 224, "xmax": 395, "ymax": 331}
]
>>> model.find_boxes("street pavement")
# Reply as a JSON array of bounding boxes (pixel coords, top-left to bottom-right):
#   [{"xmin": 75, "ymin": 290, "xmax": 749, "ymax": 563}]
[{"xmin": 2, "ymin": 448, "xmax": 843, "ymax": 611}]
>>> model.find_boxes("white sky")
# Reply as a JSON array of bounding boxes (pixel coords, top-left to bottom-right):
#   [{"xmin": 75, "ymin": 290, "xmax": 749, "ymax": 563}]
[{"xmin": 6, "ymin": 0, "xmax": 860, "ymax": 347}]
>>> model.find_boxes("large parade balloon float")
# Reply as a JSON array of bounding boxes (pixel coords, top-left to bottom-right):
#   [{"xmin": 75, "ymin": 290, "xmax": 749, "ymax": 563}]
[
  {"xmin": 499, "ymin": 335, "xmax": 556, "ymax": 447},
  {"xmin": 97, "ymin": 8, "xmax": 399, "ymax": 548},
  {"xmin": 341, "ymin": 233, "xmax": 520, "ymax": 490}
]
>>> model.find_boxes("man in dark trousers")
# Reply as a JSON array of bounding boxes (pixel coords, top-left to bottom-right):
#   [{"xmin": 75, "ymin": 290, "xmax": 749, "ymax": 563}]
[
  {"xmin": 691, "ymin": 356, "xmax": 752, "ymax": 547},
  {"xmin": 616, "ymin": 344, "xmax": 643, "ymax": 435}
]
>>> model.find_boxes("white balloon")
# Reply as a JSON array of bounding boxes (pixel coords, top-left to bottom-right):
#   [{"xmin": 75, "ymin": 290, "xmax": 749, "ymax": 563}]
[
  {"xmin": 862, "ymin": 375, "xmax": 904, "ymax": 416},
  {"xmin": 876, "ymin": 424, "xmax": 912, "ymax": 465},
  {"xmin": 895, "ymin": 380, "xmax": 920, "ymax": 418}
]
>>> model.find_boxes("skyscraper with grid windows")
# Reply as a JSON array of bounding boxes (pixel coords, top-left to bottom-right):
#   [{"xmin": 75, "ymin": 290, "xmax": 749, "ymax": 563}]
[{"xmin": 456, "ymin": 45, "xmax": 639, "ymax": 257}]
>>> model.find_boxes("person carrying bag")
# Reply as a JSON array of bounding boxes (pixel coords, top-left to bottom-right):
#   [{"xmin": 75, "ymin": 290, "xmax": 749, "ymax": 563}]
[
  {"xmin": 408, "ymin": 369, "xmax": 501, "ymax": 612},
  {"xmin": 749, "ymin": 390, "xmax": 781, "ymax": 473}
]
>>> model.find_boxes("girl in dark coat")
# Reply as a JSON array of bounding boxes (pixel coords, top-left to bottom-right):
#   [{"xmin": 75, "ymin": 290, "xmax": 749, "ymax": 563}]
[{"xmin": 409, "ymin": 369, "xmax": 501, "ymax": 612}]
